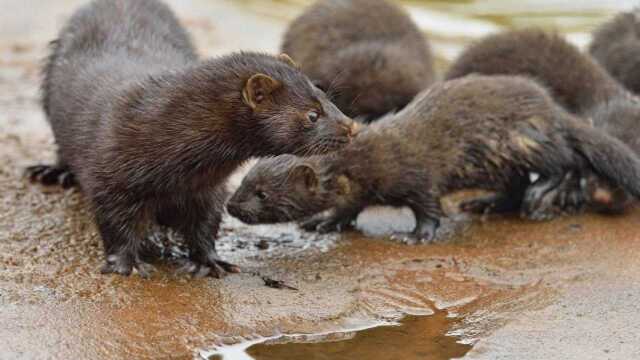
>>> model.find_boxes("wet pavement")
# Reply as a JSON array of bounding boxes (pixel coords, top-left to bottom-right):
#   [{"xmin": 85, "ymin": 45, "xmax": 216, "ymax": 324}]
[{"xmin": 1, "ymin": 0, "xmax": 639, "ymax": 359}]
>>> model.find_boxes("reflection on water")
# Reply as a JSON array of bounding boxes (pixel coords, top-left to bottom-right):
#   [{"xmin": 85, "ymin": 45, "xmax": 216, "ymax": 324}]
[{"xmin": 204, "ymin": 308, "xmax": 471, "ymax": 360}]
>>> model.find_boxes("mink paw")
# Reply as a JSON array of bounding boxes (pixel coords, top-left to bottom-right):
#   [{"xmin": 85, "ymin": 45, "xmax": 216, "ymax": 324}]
[
  {"xmin": 101, "ymin": 254, "xmax": 156, "ymax": 278},
  {"xmin": 390, "ymin": 232, "xmax": 433, "ymax": 245},
  {"xmin": 26, "ymin": 164, "xmax": 76, "ymax": 188},
  {"xmin": 521, "ymin": 172, "xmax": 584, "ymax": 221},
  {"xmin": 176, "ymin": 254, "xmax": 241, "ymax": 278},
  {"xmin": 521, "ymin": 177, "xmax": 562, "ymax": 221},
  {"xmin": 391, "ymin": 219, "xmax": 439, "ymax": 245},
  {"xmin": 300, "ymin": 213, "xmax": 354, "ymax": 233}
]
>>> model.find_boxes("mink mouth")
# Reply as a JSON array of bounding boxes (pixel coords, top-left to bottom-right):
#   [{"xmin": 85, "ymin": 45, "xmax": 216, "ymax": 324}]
[
  {"xmin": 294, "ymin": 136, "xmax": 349, "ymax": 156},
  {"xmin": 319, "ymin": 136, "xmax": 351, "ymax": 150},
  {"xmin": 227, "ymin": 202, "xmax": 291, "ymax": 225},
  {"xmin": 226, "ymin": 203, "xmax": 259, "ymax": 224}
]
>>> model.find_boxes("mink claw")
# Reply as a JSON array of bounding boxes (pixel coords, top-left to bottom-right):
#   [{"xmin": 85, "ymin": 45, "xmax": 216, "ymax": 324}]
[
  {"xmin": 100, "ymin": 254, "xmax": 155, "ymax": 278},
  {"xmin": 176, "ymin": 256, "xmax": 241, "ymax": 278},
  {"xmin": 299, "ymin": 215, "xmax": 325, "ymax": 232},
  {"xmin": 412, "ymin": 218, "xmax": 439, "ymax": 243},
  {"xmin": 25, "ymin": 164, "xmax": 76, "ymax": 188},
  {"xmin": 176, "ymin": 260, "xmax": 221, "ymax": 278},
  {"xmin": 390, "ymin": 233, "xmax": 422, "ymax": 245},
  {"xmin": 299, "ymin": 213, "xmax": 353, "ymax": 233}
]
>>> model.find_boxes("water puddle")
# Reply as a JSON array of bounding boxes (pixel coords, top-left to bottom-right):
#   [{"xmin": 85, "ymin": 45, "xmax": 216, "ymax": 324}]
[{"xmin": 203, "ymin": 309, "xmax": 471, "ymax": 360}]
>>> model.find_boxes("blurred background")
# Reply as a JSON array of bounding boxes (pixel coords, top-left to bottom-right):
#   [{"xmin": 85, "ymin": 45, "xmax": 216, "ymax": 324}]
[
  {"xmin": 1, "ymin": 0, "xmax": 636, "ymax": 65},
  {"xmin": 2, "ymin": 0, "xmax": 635, "ymax": 140}
]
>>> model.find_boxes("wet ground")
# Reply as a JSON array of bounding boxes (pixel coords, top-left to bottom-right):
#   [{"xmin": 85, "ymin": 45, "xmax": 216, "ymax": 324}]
[{"xmin": 1, "ymin": 0, "xmax": 639, "ymax": 359}]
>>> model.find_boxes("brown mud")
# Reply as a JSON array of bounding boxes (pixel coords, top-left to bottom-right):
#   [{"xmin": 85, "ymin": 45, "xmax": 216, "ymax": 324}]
[{"xmin": 1, "ymin": 1, "xmax": 639, "ymax": 359}]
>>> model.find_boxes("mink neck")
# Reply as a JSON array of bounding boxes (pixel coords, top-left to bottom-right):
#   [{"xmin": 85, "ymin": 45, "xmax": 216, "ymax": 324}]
[
  {"xmin": 316, "ymin": 127, "xmax": 383, "ymax": 190},
  {"xmin": 115, "ymin": 62, "xmax": 269, "ymax": 188}
]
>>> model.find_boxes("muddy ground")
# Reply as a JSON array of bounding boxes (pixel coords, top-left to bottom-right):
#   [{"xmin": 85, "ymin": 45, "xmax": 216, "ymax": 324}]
[{"xmin": 1, "ymin": 1, "xmax": 639, "ymax": 359}]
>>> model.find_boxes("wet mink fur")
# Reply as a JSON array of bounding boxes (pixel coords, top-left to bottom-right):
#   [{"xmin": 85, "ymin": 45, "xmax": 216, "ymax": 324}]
[
  {"xmin": 282, "ymin": 0, "xmax": 435, "ymax": 122},
  {"xmin": 446, "ymin": 28, "xmax": 640, "ymax": 216},
  {"xmin": 227, "ymin": 75, "xmax": 640, "ymax": 241},
  {"xmin": 27, "ymin": 0, "xmax": 354, "ymax": 277}
]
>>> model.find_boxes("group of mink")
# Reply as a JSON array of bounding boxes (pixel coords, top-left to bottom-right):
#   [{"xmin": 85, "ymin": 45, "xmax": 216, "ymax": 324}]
[{"xmin": 28, "ymin": 0, "xmax": 640, "ymax": 278}]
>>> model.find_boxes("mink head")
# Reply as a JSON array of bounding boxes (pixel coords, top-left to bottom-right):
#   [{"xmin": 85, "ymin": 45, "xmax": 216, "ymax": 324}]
[
  {"xmin": 312, "ymin": 42, "xmax": 431, "ymax": 122},
  {"xmin": 593, "ymin": 40, "xmax": 640, "ymax": 94},
  {"xmin": 227, "ymin": 155, "xmax": 339, "ymax": 224},
  {"xmin": 233, "ymin": 53, "xmax": 356, "ymax": 156}
]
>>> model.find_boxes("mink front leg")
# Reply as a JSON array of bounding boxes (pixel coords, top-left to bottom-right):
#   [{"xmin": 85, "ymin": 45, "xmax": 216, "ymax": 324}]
[
  {"xmin": 95, "ymin": 196, "xmax": 154, "ymax": 277},
  {"xmin": 402, "ymin": 193, "xmax": 444, "ymax": 244},
  {"xmin": 299, "ymin": 205, "xmax": 363, "ymax": 233},
  {"xmin": 174, "ymin": 191, "xmax": 240, "ymax": 278}
]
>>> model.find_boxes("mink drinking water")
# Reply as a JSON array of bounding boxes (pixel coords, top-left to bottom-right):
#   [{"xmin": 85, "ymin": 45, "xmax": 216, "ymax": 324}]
[
  {"xmin": 228, "ymin": 76, "xmax": 640, "ymax": 241},
  {"xmin": 282, "ymin": 0, "xmax": 435, "ymax": 122},
  {"xmin": 27, "ymin": 0, "xmax": 354, "ymax": 277}
]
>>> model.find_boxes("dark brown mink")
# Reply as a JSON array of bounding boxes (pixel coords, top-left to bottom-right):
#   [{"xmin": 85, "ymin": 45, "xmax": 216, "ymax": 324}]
[
  {"xmin": 26, "ymin": 0, "xmax": 355, "ymax": 277},
  {"xmin": 445, "ymin": 28, "xmax": 640, "ymax": 216},
  {"xmin": 227, "ymin": 75, "xmax": 640, "ymax": 241},
  {"xmin": 281, "ymin": 0, "xmax": 435, "ymax": 122},
  {"xmin": 445, "ymin": 29, "xmax": 627, "ymax": 114},
  {"xmin": 590, "ymin": 9, "xmax": 640, "ymax": 95}
]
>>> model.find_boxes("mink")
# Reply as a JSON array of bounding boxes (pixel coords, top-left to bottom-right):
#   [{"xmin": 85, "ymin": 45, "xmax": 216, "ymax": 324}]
[
  {"xmin": 227, "ymin": 75, "xmax": 640, "ymax": 241},
  {"xmin": 27, "ymin": 0, "xmax": 355, "ymax": 277},
  {"xmin": 590, "ymin": 9, "xmax": 640, "ymax": 95},
  {"xmin": 445, "ymin": 28, "xmax": 640, "ymax": 216},
  {"xmin": 281, "ymin": 0, "xmax": 435, "ymax": 122}
]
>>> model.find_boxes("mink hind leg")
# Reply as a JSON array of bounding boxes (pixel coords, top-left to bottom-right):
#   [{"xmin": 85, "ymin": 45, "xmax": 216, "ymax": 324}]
[
  {"xmin": 299, "ymin": 205, "xmax": 363, "ymax": 233},
  {"xmin": 400, "ymin": 194, "xmax": 444, "ymax": 244},
  {"xmin": 173, "ymin": 188, "xmax": 240, "ymax": 278}
]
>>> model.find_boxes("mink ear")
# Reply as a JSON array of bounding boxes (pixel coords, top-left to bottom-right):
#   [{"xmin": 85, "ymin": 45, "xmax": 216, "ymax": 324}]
[
  {"xmin": 278, "ymin": 53, "xmax": 299, "ymax": 69},
  {"xmin": 242, "ymin": 73, "xmax": 282, "ymax": 109},
  {"xmin": 292, "ymin": 164, "xmax": 318, "ymax": 192}
]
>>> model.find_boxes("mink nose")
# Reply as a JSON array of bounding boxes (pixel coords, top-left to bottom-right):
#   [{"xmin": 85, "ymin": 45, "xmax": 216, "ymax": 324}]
[
  {"xmin": 226, "ymin": 202, "xmax": 243, "ymax": 219},
  {"xmin": 227, "ymin": 202, "xmax": 257, "ymax": 224},
  {"xmin": 339, "ymin": 117, "xmax": 358, "ymax": 139}
]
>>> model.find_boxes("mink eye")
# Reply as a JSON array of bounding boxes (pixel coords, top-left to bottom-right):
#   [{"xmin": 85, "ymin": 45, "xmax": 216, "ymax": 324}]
[
  {"xmin": 307, "ymin": 110, "xmax": 319, "ymax": 123},
  {"xmin": 256, "ymin": 190, "xmax": 268, "ymax": 200}
]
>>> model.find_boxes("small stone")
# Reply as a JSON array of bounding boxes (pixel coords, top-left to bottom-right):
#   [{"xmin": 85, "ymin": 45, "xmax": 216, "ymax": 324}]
[{"xmin": 256, "ymin": 239, "xmax": 269, "ymax": 250}]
